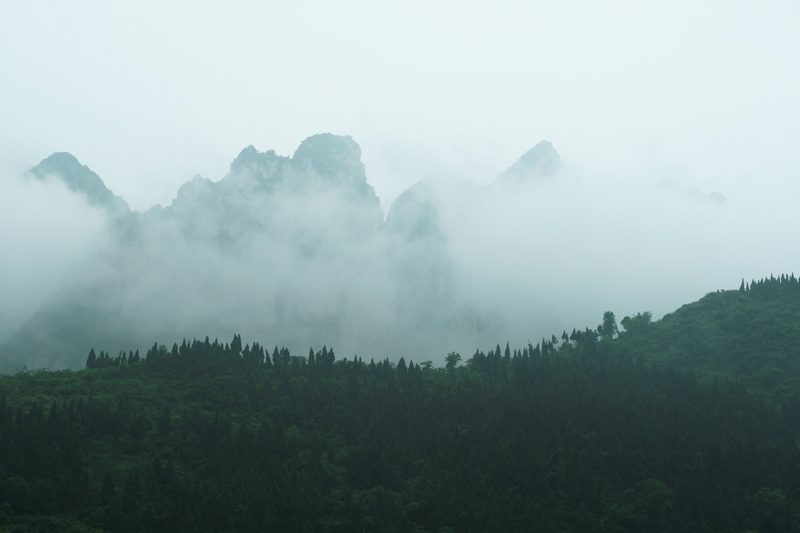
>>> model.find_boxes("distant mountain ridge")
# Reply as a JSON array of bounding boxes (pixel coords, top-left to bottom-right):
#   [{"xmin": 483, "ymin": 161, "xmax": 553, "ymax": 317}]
[
  {"xmin": 151, "ymin": 133, "xmax": 384, "ymax": 250},
  {"xmin": 3, "ymin": 134, "xmax": 563, "ymax": 371},
  {"xmin": 26, "ymin": 134, "xmax": 562, "ymax": 220}
]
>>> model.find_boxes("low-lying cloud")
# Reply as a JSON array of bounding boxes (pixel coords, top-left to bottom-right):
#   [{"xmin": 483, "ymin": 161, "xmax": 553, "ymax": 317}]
[
  {"xmin": 1, "ymin": 134, "xmax": 796, "ymax": 371},
  {"xmin": 0, "ymin": 173, "xmax": 108, "ymax": 341}
]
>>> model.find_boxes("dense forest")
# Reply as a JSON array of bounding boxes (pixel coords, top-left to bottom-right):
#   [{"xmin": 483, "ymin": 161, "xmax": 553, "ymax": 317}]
[{"xmin": 2, "ymin": 276, "xmax": 800, "ymax": 531}]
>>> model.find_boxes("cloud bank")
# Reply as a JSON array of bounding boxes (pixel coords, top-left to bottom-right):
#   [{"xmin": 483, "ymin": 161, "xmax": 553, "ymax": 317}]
[{"xmin": 1, "ymin": 134, "xmax": 796, "ymax": 371}]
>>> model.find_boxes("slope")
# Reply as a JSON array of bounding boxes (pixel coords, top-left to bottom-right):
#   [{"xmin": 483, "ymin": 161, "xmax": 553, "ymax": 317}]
[{"xmin": 616, "ymin": 274, "xmax": 800, "ymax": 405}]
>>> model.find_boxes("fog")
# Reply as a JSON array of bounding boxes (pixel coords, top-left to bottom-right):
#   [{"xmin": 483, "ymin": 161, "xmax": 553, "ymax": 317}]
[
  {"xmin": 1, "ymin": 135, "xmax": 798, "ymax": 371},
  {"xmin": 2, "ymin": 2, "xmax": 798, "ymax": 213},
  {"xmin": 0, "ymin": 173, "xmax": 108, "ymax": 341},
  {"xmin": 1, "ymin": 2, "xmax": 799, "ymax": 369}
]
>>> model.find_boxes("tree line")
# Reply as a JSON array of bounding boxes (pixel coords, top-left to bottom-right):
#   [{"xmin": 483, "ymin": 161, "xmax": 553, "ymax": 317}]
[{"xmin": 2, "ymin": 274, "xmax": 800, "ymax": 530}]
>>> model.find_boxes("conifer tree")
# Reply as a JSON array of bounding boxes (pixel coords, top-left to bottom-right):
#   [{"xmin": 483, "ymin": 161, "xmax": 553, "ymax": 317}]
[
  {"xmin": 272, "ymin": 347, "xmax": 280, "ymax": 367},
  {"xmin": 231, "ymin": 334, "xmax": 242, "ymax": 355}
]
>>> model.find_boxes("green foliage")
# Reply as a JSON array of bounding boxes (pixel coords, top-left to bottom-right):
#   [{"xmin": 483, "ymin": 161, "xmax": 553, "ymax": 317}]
[
  {"xmin": 86, "ymin": 349, "xmax": 97, "ymax": 369},
  {"xmin": 445, "ymin": 352, "xmax": 461, "ymax": 373},
  {"xmin": 1, "ymin": 329, "xmax": 799, "ymax": 531},
  {"xmin": 599, "ymin": 310, "xmax": 618, "ymax": 339},
  {"xmin": 3, "ymin": 275, "xmax": 800, "ymax": 530},
  {"xmin": 602, "ymin": 478, "xmax": 676, "ymax": 532},
  {"xmin": 617, "ymin": 274, "xmax": 800, "ymax": 406},
  {"xmin": 621, "ymin": 311, "xmax": 652, "ymax": 335}
]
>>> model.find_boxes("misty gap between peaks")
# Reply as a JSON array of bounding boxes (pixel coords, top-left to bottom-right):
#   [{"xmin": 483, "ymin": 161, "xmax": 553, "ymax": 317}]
[{"xmin": 0, "ymin": 133, "xmax": 750, "ymax": 371}]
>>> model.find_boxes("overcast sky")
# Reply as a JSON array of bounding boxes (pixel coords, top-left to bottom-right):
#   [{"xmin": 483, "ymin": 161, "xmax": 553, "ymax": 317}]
[
  {"xmin": 2, "ymin": 1, "xmax": 800, "ymax": 354},
  {"xmin": 2, "ymin": 1, "xmax": 798, "ymax": 211}
]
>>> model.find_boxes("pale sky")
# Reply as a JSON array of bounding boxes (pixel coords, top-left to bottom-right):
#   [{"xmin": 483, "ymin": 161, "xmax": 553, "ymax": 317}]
[
  {"xmin": 2, "ymin": 1, "xmax": 800, "ymax": 365},
  {"xmin": 2, "ymin": 1, "xmax": 798, "ymax": 212}
]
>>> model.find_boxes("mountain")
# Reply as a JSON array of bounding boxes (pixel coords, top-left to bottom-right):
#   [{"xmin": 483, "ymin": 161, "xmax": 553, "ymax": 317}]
[
  {"xmin": 384, "ymin": 180, "xmax": 461, "ymax": 345},
  {"xmin": 0, "ymin": 134, "xmax": 428, "ymax": 371},
  {"xmin": 140, "ymin": 133, "xmax": 383, "ymax": 250},
  {"xmin": 495, "ymin": 140, "xmax": 562, "ymax": 185},
  {"xmin": 385, "ymin": 179, "xmax": 443, "ymax": 241},
  {"xmin": 2, "ymin": 136, "xmax": 562, "ymax": 372},
  {"xmin": 26, "ymin": 152, "xmax": 129, "ymax": 215}
]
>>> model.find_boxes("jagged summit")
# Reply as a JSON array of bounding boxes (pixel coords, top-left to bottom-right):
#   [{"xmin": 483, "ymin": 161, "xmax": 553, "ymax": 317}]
[
  {"xmin": 229, "ymin": 145, "xmax": 288, "ymax": 178},
  {"xmin": 292, "ymin": 134, "xmax": 366, "ymax": 184},
  {"xmin": 226, "ymin": 134, "xmax": 374, "ymax": 199},
  {"xmin": 165, "ymin": 134, "xmax": 384, "ymax": 248},
  {"xmin": 496, "ymin": 140, "xmax": 562, "ymax": 184},
  {"xmin": 27, "ymin": 152, "xmax": 129, "ymax": 214}
]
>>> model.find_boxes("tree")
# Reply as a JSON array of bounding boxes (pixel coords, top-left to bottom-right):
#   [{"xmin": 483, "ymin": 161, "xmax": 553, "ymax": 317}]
[
  {"xmin": 308, "ymin": 348, "xmax": 315, "ymax": 366},
  {"xmin": 620, "ymin": 312, "xmax": 652, "ymax": 335},
  {"xmin": 231, "ymin": 334, "xmax": 242, "ymax": 356},
  {"xmin": 445, "ymin": 352, "xmax": 461, "ymax": 373},
  {"xmin": 602, "ymin": 478, "xmax": 676, "ymax": 531},
  {"xmin": 86, "ymin": 349, "xmax": 97, "ymax": 369},
  {"xmin": 600, "ymin": 311, "xmax": 618, "ymax": 340},
  {"xmin": 272, "ymin": 347, "xmax": 281, "ymax": 367}
]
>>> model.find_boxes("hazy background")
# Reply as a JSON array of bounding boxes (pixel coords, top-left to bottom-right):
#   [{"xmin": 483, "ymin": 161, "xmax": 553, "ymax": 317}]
[{"xmin": 2, "ymin": 1, "xmax": 799, "ymax": 367}]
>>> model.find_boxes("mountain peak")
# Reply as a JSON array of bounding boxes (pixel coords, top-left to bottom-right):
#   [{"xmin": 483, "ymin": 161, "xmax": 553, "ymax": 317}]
[
  {"xmin": 27, "ymin": 152, "xmax": 129, "ymax": 214},
  {"xmin": 229, "ymin": 145, "xmax": 285, "ymax": 177},
  {"xmin": 291, "ymin": 133, "xmax": 367, "ymax": 186},
  {"xmin": 497, "ymin": 141, "xmax": 562, "ymax": 184}
]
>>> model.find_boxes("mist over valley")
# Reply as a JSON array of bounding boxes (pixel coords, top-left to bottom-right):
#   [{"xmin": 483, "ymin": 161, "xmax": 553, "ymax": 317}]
[{"xmin": 0, "ymin": 133, "xmax": 786, "ymax": 371}]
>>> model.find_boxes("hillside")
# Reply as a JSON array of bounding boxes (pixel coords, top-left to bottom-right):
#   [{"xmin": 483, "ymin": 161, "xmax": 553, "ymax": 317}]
[
  {"xmin": 616, "ymin": 274, "xmax": 800, "ymax": 405},
  {"xmin": 2, "ymin": 278, "xmax": 800, "ymax": 531}
]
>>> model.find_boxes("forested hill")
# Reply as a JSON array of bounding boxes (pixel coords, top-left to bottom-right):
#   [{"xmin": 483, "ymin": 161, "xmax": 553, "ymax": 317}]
[
  {"xmin": 615, "ymin": 274, "xmax": 800, "ymax": 405},
  {"xmin": 2, "ymin": 275, "xmax": 800, "ymax": 531}
]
